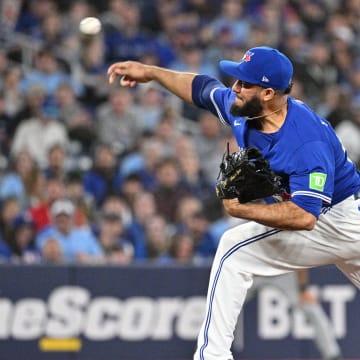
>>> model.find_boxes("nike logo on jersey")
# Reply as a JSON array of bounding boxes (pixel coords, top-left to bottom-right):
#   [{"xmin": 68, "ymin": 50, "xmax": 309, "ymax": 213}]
[{"xmin": 233, "ymin": 120, "xmax": 242, "ymax": 126}]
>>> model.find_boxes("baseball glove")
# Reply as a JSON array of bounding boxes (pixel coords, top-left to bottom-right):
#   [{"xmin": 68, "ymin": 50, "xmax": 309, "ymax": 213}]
[{"xmin": 215, "ymin": 145, "xmax": 282, "ymax": 203}]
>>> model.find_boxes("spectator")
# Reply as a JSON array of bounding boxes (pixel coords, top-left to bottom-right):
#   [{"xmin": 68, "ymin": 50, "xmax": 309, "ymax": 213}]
[
  {"xmin": 0, "ymin": 50, "xmax": 9, "ymax": 83},
  {"xmin": 178, "ymin": 147, "xmax": 215, "ymax": 201},
  {"xmin": 64, "ymin": 170, "xmax": 95, "ymax": 227},
  {"xmin": 193, "ymin": 110, "xmax": 230, "ymax": 182},
  {"xmin": 168, "ymin": 231, "xmax": 196, "ymax": 263},
  {"xmin": 335, "ymin": 105, "xmax": 360, "ymax": 168},
  {"xmin": 204, "ymin": 23, "xmax": 239, "ymax": 74},
  {"xmin": 101, "ymin": 0, "xmax": 127, "ymax": 30},
  {"xmin": 250, "ymin": 0, "xmax": 298, "ymax": 48},
  {"xmin": 55, "ymin": 82, "xmax": 96, "ymax": 152},
  {"xmin": 280, "ymin": 22, "xmax": 309, "ymax": 71},
  {"xmin": 0, "ymin": 90, "xmax": 12, "ymax": 155},
  {"xmin": 332, "ymin": 47, "xmax": 353, "ymax": 86},
  {"xmin": 0, "ymin": 196, "xmax": 21, "ymax": 259},
  {"xmin": 37, "ymin": 9, "xmax": 69, "ymax": 50},
  {"xmin": 153, "ymin": 156, "xmax": 191, "ymax": 223},
  {"xmin": 0, "ymin": 149, "xmax": 43, "ymax": 208},
  {"xmin": 103, "ymin": 1, "xmax": 168, "ymax": 65},
  {"xmin": 175, "ymin": 195, "xmax": 203, "ymax": 232},
  {"xmin": 11, "ymin": 102, "xmax": 68, "ymax": 169},
  {"xmin": 143, "ymin": 214, "xmax": 172, "ymax": 262},
  {"xmin": 182, "ymin": 0, "xmax": 220, "ymax": 23},
  {"xmin": 317, "ymin": 85, "xmax": 344, "ymax": 120},
  {"xmin": 298, "ymin": 41, "xmax": 338, "ymax": 107},
  {"xmin": 0, "ymin": 1, "xmax": 22, "ymax": 49},
  {"xmin": 119, "ymin": 173, "xmax": 145, "ymax": 207},
  {"xmin": 6, "ymin": 213, "xmax": 40, "ymax": 264},
  {"xmin": 133, "ymin": 82, "xmax": 166, "ymax": 132},
  {"xmin": 29, "ymin": 176, "xmax": 65, "ymax": 233},
  {"xmin": 9, "ymin": 84, "xmax": 47, "ymax": 141},
  {"xmin": 126, "ymin": 191, "xmax": 157, "ymax": 260},
  {"xmin": 41, "ymin": 237, "xmax": 63, "ymax": 264},
  {"xmin": 15, "ymin": 0, "xmax": 57, "ymax": 38},
  {"xmin": 174, "ymin": 195, "xmax": 216, "ymax": 258},
  {"xmin": 173, "ymin": 134, "xmax": 197, "ymax": 159},
  {"xmin": 20, "ymin": 48, "xmax": 82, "ymax": 99},
  {"xmin": 170, "ymin": 41, "xmax": 218, "ymax": 79},
  {"xmin": 97, "ymin": 211, "xmax": 134, "ymax": 264},
  {"xmin": 166, "ymin": 14, "xmax": 202, "ymax": 54},
  {"xmin": 36, "ymin": 198, "xmax": 103, "ymax": 263},
  {"xmin": 2, "ymin": 66, "xmax": 23, "ymax": 121},
  {"xmin": 206, "ymin": 0, "xmax": 250, "ymax": 46},
  {"xmin": 95, "ymin": 87, "xmax": 142, "ymax": 154},
  {"xmin": 118, "ymin": 136, "xmax": 165, "ymax": 191},
  {"xmin": 83, "ymin": 143, "xmax": 122, "ymax": 206},
  {"xmin": 323, "ymin": 87, "xmax": 354, "ymax": 129},
  {"xmin": 295, "ymin": 0, "xmax": 328, "ymax": 40},
  {"xmin": 349, "ymin": 65, "xmax": 360, "ymax": 107},
  {"xmin": 186, "ymin": 209, "xmax": 215, "ymax": 258},
  {"xmin": 0, "ymin": 65, "xmax": 25, "ymax": 154},
  {"xmin": 154, "ymin": 108, "xmax": 183, "ymax": 155},
  {"xmin": 62, "ymin": 0, "xmax": 95, "ymax": 36},
  {"xmin": 43, "ymin": 143, "xmax": 67, "ymax": 180},
  {"xmin": 100, "ymin": 194, "xmax": 132, "ymax": 225}
]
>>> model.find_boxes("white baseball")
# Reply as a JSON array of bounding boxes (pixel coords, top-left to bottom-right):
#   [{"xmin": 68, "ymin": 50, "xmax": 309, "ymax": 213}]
[{"xmin": 79, "ymin": 17, "xmax": 102, "ymax": 35}]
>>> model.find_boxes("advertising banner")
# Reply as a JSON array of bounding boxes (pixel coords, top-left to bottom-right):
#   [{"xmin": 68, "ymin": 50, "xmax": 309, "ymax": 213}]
[{"xmin": 0, "ymin": 265, "xmax": 358, "ymax": 360}]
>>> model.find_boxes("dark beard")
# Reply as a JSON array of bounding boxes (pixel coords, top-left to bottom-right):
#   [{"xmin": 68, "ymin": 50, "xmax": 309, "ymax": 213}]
[{"xmin": 230, "ymin": 96, "xmax": 263, "ymax": 119}]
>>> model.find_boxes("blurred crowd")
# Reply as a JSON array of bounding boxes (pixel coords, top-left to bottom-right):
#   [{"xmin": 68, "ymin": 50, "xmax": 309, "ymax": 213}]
[{"xmin": 0, "ymin": 0, "xmax": 359, "ymax": 265}]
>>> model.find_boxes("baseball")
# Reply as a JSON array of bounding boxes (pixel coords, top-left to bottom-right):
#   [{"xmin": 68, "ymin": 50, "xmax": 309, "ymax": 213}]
[{"xmin": 79, "ymin": 17, "xmax": 102, "ymax": 35}]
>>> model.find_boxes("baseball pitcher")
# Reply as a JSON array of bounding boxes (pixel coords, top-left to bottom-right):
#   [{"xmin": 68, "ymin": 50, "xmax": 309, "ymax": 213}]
[{"xmin": 107, "ymin": 46, "xmax": 360, "ymax": 360}]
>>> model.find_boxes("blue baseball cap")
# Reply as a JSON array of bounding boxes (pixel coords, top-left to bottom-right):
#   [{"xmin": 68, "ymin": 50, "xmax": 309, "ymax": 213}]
[
  {"xmin": 219, "ymin": 46, "xmax": 293, "ymax": 90},
  {"xmin": 12, "ymin": 214, "xmax": 35, "ymax": 228}
]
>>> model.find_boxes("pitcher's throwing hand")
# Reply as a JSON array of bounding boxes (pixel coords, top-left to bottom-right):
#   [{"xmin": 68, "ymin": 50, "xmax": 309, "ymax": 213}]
[{"xmin": 107, "ymin": 61, "xmax": 152, "ymax": 87}]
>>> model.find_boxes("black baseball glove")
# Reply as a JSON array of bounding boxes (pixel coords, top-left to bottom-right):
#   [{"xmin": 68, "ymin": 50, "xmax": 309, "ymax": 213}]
[{"xmin": 215, "ymin": 145, "xmax": 282, "ymax": 203}]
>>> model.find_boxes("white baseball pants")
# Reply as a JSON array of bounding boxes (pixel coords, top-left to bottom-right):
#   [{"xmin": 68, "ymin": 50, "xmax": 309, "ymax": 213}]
[{"xmin": 194, "ymin": 195, "xmax": 360, "ymax": 360}]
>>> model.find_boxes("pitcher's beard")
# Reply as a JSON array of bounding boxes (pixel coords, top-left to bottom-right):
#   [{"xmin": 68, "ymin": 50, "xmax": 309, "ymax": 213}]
[{"xmin": 230, "ymin": 96, "xmax": 263, "ymax": 119}]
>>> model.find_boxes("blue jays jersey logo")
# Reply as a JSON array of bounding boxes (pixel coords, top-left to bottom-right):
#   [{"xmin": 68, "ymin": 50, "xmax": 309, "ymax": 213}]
[{"xmin": 241, "ymin": 51, "xmax": 254, "ymax": 63}]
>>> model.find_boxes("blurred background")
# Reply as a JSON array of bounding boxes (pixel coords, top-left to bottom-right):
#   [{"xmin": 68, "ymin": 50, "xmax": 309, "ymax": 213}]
[{"xmin": 0, "ymin": 0, "xmax": 359, "ymax": 359}]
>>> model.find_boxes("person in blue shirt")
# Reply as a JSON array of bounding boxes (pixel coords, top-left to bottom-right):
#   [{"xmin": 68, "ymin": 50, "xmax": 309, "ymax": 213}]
[
  {"xmin": 83, "ymin": 143, "xmax": 122, "ymax": 206},
  {"xmin": 36, "ymin": 198, "xmax": 103, "ymax": 263},
  {"xmin": 107, "ymin": 46, "xmax": 360, "ymax": 360}
]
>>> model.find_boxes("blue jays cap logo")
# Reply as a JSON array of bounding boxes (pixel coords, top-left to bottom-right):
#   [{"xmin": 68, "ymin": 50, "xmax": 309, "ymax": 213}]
[{"xmin": 241, "ymin": 51, "xmax": 254, "ymax": 63}]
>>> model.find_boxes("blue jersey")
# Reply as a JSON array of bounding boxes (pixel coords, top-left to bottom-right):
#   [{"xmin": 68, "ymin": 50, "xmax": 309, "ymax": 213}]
[{"xmin": 192, "ymin": 75, "xmax": 360, "ymax": 217}]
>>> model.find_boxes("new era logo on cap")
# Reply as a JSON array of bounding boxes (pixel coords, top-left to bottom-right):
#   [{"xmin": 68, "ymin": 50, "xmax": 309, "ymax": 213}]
[{"xmin": 219, "ymin": 46, "xmax": 293, "ymax": 90}]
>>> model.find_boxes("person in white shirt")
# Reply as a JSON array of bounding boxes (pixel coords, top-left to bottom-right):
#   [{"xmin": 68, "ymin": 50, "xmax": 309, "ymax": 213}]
[{"xmin": 11, "ymin": 104, "xmax": 68, "ymax": 169}]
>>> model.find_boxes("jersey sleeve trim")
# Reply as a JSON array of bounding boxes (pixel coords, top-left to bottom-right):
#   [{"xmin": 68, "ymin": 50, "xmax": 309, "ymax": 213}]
[
  {"xmin": 291, "ymin": 190, "xmax": 331, "ymax": 204},
  {"xmin": 210, "ymin": 88, "xmax": 230, "ymax": 126}
]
